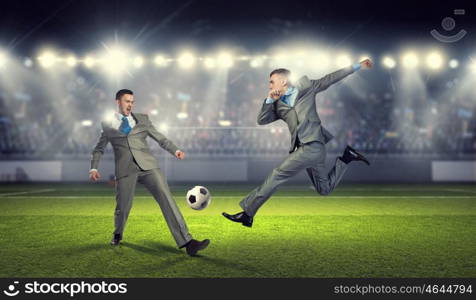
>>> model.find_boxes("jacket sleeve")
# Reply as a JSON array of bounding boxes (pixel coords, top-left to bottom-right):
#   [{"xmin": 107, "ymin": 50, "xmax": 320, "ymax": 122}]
[
  {"xmin": 257, "ymin": 99, "xmax": 279, "ymax": 125},
  {"xmin": 90, "ymin": 129, "xmax": 109, "ymax": 170},
  {"xmin": 311, "ymin": 66, "xmax": 355, "ymax": 93},
  {"xmin": 146, "ymin": 115, "xmax": 179, "ymax": 156}
]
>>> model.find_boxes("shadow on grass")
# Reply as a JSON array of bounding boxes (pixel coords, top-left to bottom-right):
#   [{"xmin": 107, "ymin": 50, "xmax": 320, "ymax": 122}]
[{"xmin": 122, "ymin": 241, "xmax": 182, "ymax": 255}]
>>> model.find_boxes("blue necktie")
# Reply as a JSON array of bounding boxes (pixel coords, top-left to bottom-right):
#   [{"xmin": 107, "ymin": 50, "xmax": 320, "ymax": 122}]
[
  {"xmin": 281, "ymin": 95, "xmax": 290, "ymax": 106},
  {"xmin": 119, "ymin": 116, "xmax": 132, "ymax": 134}
]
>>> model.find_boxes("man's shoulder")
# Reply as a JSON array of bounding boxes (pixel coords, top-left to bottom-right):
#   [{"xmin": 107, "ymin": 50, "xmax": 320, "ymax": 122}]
[
  {"xmin": 132, "ymin": 113, "xmax": 150, "ymax": 121},
  {"xmin": 294, "ymin": 75, "xmax": 311, "ymax": 91}
]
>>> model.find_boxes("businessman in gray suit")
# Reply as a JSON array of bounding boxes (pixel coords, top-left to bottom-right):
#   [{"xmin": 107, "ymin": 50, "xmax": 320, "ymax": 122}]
[
  {"xmin": 89, "ymin": 89, "xmax": 209, "ymax": 256},
  {"xmin": 223, "ymin": 59, "xmax": 373, "ymax": 227}
]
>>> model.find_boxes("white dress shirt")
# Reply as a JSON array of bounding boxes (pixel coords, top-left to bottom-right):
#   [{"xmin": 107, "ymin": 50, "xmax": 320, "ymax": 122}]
[{"xmin": 112, "ymin": 112, "xmax": 136, "ymax": 130}]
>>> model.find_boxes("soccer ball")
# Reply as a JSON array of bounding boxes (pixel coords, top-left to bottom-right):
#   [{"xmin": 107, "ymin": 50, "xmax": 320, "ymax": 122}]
[{"xmin": 186, "ymin": 186, "xmax": 211, "ymax": 210}]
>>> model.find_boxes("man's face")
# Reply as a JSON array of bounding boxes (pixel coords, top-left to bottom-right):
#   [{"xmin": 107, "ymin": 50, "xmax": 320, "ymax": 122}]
[
  {"xmin": 116, "ymin": 94, "xmax": 134, "ymax": 116},
  {"xmin": 269, "ymin": 73, "xmax": 287, "ymax": 93}
]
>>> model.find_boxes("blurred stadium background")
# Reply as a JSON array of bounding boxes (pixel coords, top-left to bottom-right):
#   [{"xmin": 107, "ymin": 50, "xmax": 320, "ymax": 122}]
[{"xmin": 0, "ymin": 41, "xmax": 475, "ymax": 183}]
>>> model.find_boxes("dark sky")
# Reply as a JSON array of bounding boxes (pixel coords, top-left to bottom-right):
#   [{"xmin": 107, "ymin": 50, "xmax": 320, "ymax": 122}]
[{"xmin": 1, "ymin": 0, "xmax": 474, "ymax": 55}]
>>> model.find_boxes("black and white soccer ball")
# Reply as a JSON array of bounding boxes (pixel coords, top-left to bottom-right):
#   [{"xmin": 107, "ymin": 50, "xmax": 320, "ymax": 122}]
[{"xmin": 186, "ymin": 186, "xmax": 211, "ymax": 210}]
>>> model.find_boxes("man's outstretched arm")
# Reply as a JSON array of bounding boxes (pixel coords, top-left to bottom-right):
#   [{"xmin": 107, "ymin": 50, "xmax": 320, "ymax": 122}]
[
  {"xmin": 311, "ymin": 59, "xmax": 372, "ymax": 93},
  {"xmin": 146, "ymin": 115, "xmax": 184, "ymax": 159},
  {"xmin": 89, "ymin": 130, "xmax": 109, "ymax": 181}
]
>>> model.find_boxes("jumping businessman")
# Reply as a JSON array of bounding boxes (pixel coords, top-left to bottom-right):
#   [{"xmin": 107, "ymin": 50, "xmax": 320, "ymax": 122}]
[{"xmin": 223, "ymin": 59, "xmax": 373, "ymax": 227}]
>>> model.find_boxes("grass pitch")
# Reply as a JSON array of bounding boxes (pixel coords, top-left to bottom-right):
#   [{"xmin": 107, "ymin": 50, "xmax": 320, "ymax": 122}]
[{"xmin": 0, "ymin": 183, "xmax": 475, "ymax": 278}]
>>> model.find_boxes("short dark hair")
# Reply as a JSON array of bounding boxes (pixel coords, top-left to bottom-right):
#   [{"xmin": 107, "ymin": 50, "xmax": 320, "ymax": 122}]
[
  {"xmin": 115, "ymin": 89, "xmax": 133, "ymax": 100},
  {"xmin": 270, "ymin": 68, "xmax": 291, "ymax": 77}
]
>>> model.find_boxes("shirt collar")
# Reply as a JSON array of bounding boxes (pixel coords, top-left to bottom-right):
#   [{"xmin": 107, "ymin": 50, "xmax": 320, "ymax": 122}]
[
  {"xmin": 115, "ymin": 112, "xmax": 132, "ymax": 120},
  {"xmin": 284, "ymin": 86, "xmax": 297, "ymax": 96}
]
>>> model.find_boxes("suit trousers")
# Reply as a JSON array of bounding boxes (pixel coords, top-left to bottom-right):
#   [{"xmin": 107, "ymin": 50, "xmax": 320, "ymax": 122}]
[
  {"xmin": 240, "ymin": 141, "xmax": 348, "ymax": 217},
  {"xmin": 113, "ymin": 168, "xmax": 192, "ymax": 247}
]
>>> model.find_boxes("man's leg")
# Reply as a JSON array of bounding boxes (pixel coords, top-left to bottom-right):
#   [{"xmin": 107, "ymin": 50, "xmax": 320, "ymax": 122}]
[
  {"xmin": 139, "ymin": 168, "xmax": 192, "ymax": 248},
  {"xmin": 240, "ymin": 146, "xmax": 312, "ymax": 217},
  {"xmin": 114, "ymin": 173, "xmax": 139, "ymax": 237},
  {"xmin": 305, "ymin": 142, "xmax": 348, "ymax": 195}
]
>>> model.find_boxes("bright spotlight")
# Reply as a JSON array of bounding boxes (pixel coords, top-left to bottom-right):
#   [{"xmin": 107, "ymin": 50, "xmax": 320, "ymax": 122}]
[
  {"xmin": 177, "ymin": 112, "xmax": 188, "ymax": 119},
  {"xmin": 0, "ymin": 52, "xmax": 7, "ymax": 68},
  {"xmin": 84, "ymin": 56, "xmax": 96, "ymax": 68},
  {"xmin": 449, "ymin": 59, "xmax": 459, "ymax": 69},
  {"xmin": 154, "ymin": 55, "xmax": 167, "ymax": 67},
  {"xmin": 203, "ymin": 57, "xmax": 216, "ymax": 69},
  {"xmin": 426, "ymin": 51, "xmax": 443, "ymax": 70},
  {"xmin": 402, "ymin": 52, "xmax": 419, "ymax": 69},
  {"xmin": 336, "ymin": 54, "xmax": 352, "ymax": 68},
  {"xmin": 177, "ymin": 52, "xmax": 195, "ymax": 69},
  {"xmin": 217, "ymin": 52, "xmax": 233, "ymax": 68},
  {"xmin": 66, "ymin": 56, "xmax": 77, "ymax": 67},
  {"xmin": 133, "ymin": 56, "xmax": 144, "ymax": 68},
  {"xmin": 311, "ymin": 52, "xmax": 330, "ymax": 69},
  {"xmin": 382, "ymin": 56, "xmax": 396, "ymax": 69},
  {"xmin": 159, "ymin": 123, "xmax": 168, "ymax": 132},
  {"xmin": 81, "ymin": 120, "xmax": 93, "ymax": 127},
  {"xmin": 103, "ymin": 110, "xmax": 115, "ymax": 123},
  {"xmin": 250, "ymin": 56, "xmax": 264, "ymax": 68},
  {"xmin": 24, "ymin": 58, "xmax": 33, "ymax": 68},
  {"xmin": 102, "ymin": 48, "xmax": 128, "ymax": 73},
  {"xmin": 150, "ymin": 109, "xmax": 158, "ymax": 116},
  {"xmin": 38, "ymin": 51, "xmax": 57, "ymax": 68},
  {"xmin": 470, "ymin": 59, "xmax": 476, "ymax": 72}
]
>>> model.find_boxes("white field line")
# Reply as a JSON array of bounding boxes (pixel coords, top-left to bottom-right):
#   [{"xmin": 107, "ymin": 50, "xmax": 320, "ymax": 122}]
[
  {"xmin": 445, "ymin": 189, "xmax": 476, "ymax": 194},
  {"xmin": 0, "ymin": 189, "xmax": 56, "ymax": 197},
  {"xmin": 0, "ymin": 195, "xmax": 474, "ymax": 199}
]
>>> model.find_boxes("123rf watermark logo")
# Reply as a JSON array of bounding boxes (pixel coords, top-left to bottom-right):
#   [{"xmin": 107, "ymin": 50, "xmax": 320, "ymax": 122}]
[{"xmin": 2, "ymin": 280, "xmax": 127, "ymax": 297}]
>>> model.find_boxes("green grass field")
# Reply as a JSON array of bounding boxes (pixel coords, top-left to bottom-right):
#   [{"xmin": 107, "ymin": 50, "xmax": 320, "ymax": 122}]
[{"xmin": 0, "ymin": 183, "xmax": 475, "ymax": 278}]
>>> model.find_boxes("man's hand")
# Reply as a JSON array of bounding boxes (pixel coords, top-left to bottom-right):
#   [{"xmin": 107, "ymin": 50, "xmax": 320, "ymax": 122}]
[
  {"xmin": 89, "ymin": 170, "xmax": 101, "ymax": 182},
  {"xmin": 268, "ymin": 89, "xmax": 282, "ymax": 100},
  {"xmin": 175, "ymin": 150, "xmax": 186, "ymax": 160},
  {"xmin": 360, "ymin": 58, "xmax": 373, "ymax": 69}
]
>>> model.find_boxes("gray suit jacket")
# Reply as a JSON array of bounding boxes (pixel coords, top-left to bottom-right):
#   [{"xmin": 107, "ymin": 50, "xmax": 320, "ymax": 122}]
[
  {"xmin": 91, "ymin": 113, "xmax": 179, "ymax": 179},
  {"xmin": 257, "ymin": 66, "xmax": 356, "ymax": 153}
]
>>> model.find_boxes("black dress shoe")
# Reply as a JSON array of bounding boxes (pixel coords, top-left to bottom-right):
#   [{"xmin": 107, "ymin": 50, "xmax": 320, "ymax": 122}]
[
  {"xmin": 341, "ymin": 145, "xmax": 370, "ymax": 165},
  {"xmin": 110, "ymin": 234, "xmax": 122, "ymax": 246},
  {"xmin": 222, "ymin": 211, "xmax": 253, "ymax": 227},
  {"xmin": 181, "ymin": 239, "xmax": 210, "ymax": 256}
]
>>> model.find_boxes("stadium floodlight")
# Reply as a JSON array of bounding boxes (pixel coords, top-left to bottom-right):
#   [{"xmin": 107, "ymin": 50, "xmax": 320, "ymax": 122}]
[
  {"xmin": 101, "ymin": 48, "xmax": 128, "ymax": 73},
  {"xmin": 103, "ymin": 110, "xmax": 115, "ymax": 123},
  {"xmin": 150, "ymin": 109, "xmax": 158, "ymax": 116},
  {"xmin": 402, "ymin": 52, "xmax": 419, "ymax": 69},
  {"xmin": 470, "ymin": 59, "xmax": 476, "ymax": 72},
  {"xmin": 382, "ymin": 56, "xmax": 396, "ymax": 69},
  {"xmin": 250, "ymin": 56, "xmax": 265, "ymax": 68},
  {"xmin": 336, "ymin": 54, "xmax": 352, "ymax": 68},
  {"xmin": 177, "ymin": 112, "xmax": 188, "ymax": 119},
  {"xmin": 448, "ymin": 59, "xmax": 459, "ymax": 69},
  {"xmin": 133, "ymin": 56, "xmax": 144, "ymax": 68},
  {"xmin": 217, "ymin": 52, "xmax": 233, "ymax": 68},
  {"xmin": 38, "ymin": 51, "xmax": 57, "ymax": 68},
  {"xmin": 426, "ymin": 51, "xmax": 443, "ymax": 70},
  {"xmin": 24, "ymin": 58, "xmax": 33, "ymax": 68},
  {"xmin": 177, "ymin": 52, "xmax": 196, "ymax": 69},
  {"xmin": 81, "ymin": 120, "xmax": 93, "ymax": 127},
  {"xmin": 159, "ymin": 123, "xmax": 168, "ymax": 132},
  {"xmin": 0, "ymin": 52, "xmax": 7, "ymax": 68},
  {"xmin": 154, "ymin": 55, "xmax": 167, "ymax": 67},
  {"xmin": 84, "ymin": 56, "xmax": 96, "ymax": 68},
  {"xmin": 203, "ymin": 57, "xmax": 216, "ymax": 69},
  {"xmin": 218, "ymin": 120, "xmax": 232, "ymax": 127},
  {"xmin": 66, "ymin": 56, "xmax": 77, "ymax": 67},
  {"xmin": 311, "ymin": 52, "xmax": 330, "ymax": 69}
]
